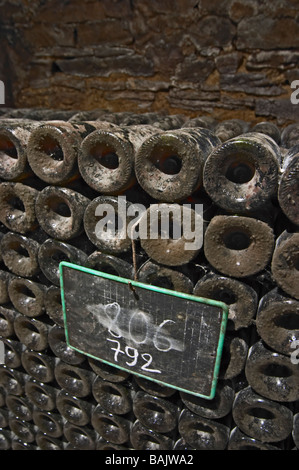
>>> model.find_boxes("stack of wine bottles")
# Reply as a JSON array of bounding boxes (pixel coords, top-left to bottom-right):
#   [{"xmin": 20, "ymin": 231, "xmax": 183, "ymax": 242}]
[{"xmin": 0, "ymin": 108, "xmax": 298, "ymax": 450}]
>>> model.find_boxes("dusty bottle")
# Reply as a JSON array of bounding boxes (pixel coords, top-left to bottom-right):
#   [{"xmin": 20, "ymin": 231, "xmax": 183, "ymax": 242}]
[
  {"xmin": 63, "ymin": 421, "xmax": 97, "ymax": 450},
  {"xmin": 130, "ymin": 419, "xmax": 174, "ymax": 450},
  {"xmin": 32, "ymin": 409, "xmax": 65, "ymax": 439},
  {"xmin": 132, "ymin": 391, "xmax": 181, "ymax": 434},
  {"xmin": 13, "ymin": 313, "xmax": 50, "ymax": 351},
  {"xmin": 256, "ymin": 288, "xmax": 299, "ymax": 356},
  {"xmin": 88, "ymin": 356, "xmax": 130, "ymax": 383},
  {"xmin": 228, "ymin": 427, "xmax": 283, "ymax": 450},
  {"xmin": 36, "ymin": 431, "xmax": 65, "ymax": 450},
  {"xmin": 25, "ymin": 378, "xmax": 57, "ymax": 411},
  {"xmin": 86, "ymin": 251, "xmax": 134, "ymax": 279},
  {"xmin": 139, "ymin": 203, "xmax": 204, "ymax": 266},
  {"xmin": 214, "ymin": 119, "xmax": 249, "ymax": 142},
  {"xmin": 96, "ymin": 437, "xmax": 128, "ymax": 450},
  {"xmin": 48, "ymin": 324, "xmax": 85, "ymax": 366},
  {"xmin": 278, "ymin": 146, "xmax": 299, "ymax": 226},
  {"xmin": 204, "ymin": 215, "xmax": 275, "ymax": 278},
  {"xmin": 38, "ymin": 238, "xmax": 88, "ymax": 287},
  {"xmin": 91, "ymin": 405, "xmax": 132, "ymax": 445},
  {"xmin": 245, "ymin": 340, "xmax": 299, "ymax": 402},
  {"xmin": 56, "ymin": 389, "xmax": 95, "ymax": 426},
  {"xmin": 21, "ymin": 349, "xmax": 57, "ymax": 384},
  {"xmin": 251, "ymin": 121, "xmax": 281, "ymax": 144},
  {"xmin": 0, "ymin": 365, "xmax": 26, "ymax": 396},
  {"xmin": 0, "ymin": 428, "xmax": 12, "ymax": 450},
  {"xmin": 178, "ymin": 408, "xmax": 230, "ymax": 450},
  {"xmin": 135, "ymin": 127, "xmax": 220, "ymax": 202},
  {"xmin": 218, "ymin": 329, "xmax": 250, "ymax": 380},
  {"xmin": 137, "ymin": 259, "xmax": 193, "ymax": 294},
  {"xmin": 0, "ymin": 232, "xmax": 40, "ymax": 278},
  {"xmin": 8, "ymin": 277, "xmax": 46, "ymax": 318},
  {"xmin": 0, "ymin": 182, "xmax": 38, "ymax": 234},
  {"xmin": 182, "ymin": 115, "xmax": 217, "ymax": 130},
  {"xmin": 281, "ymin": 123, "xmax": 299, "ymax": 149},
  {"xmin": 293, "ymin": 413, "xmax": 299, "ymax": 449},
  {"xmin": 8, "ymin": 415, "xmax": 37, "ymax": 443},
  {"xmin": 0, "ymin": 119, "xmax": 42, "ymax": 181},
  {"xmin": 92, "ymin": 376, "xmax": 134, "ymax": 416},
  {"xmin": 5, "ymin": 394, "xmax": 33, "ymax": 422},
  {"xmin": 54, "ymin": 360, "xmax": 95, "ymax": 398},
  {"xmin": 194, "ymin": 271, "xmax": 258, "ymax": 330},
  {"xmin": 232, "ymin": 386, "xmax": 293, "ymax": 443},
  {"xmin": 203, "ymin": 132, "xmax": 281, "ymax": 213},
  {"xmin": 0, "ymin": 271, "xmax": 14, "ymax": 305},
  {"xmin": 1, "ymin": 338, "xmax": 25, "ymax": 369},
  {"xmin": 83, "ymin": 195, "xmax": 136, "ymax": 255},
  {"xmin": 271, "ymin": 230, "xmax": 299, "ymax": 300},
  {"xmin": 35, "ymin": 186, "xmax": 90, "ymax": 241},
  {"xmin": 44, "ymin": 285, "xmax": 64, "ymax": 327},
  {"xmin": 0, "ymin": 305, "xmax": 17, "ymax": 338},
  {"xmin": 133, "ymin": 376, "xmax": 176, "ymax": 398},
  {"xmin": 180, "ymin": 379, "xmax": 234, "ymax": 420},
  {"xmin": 26, "ymin": 120, "xmax": 99, "ymax": 185},
  {"xmin": 79, "ymin": 124, "xmax": 158, "ymax": 194}
]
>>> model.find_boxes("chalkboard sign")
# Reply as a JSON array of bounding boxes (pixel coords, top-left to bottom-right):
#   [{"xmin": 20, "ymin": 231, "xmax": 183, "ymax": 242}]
[{"xmin": 60, "ymin": 262, "xmax": 228, "ymax": 399}]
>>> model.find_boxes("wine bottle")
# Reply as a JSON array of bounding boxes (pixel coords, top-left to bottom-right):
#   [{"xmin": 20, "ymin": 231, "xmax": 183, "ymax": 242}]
[
  {"xmin": 182, "ymin": 115, "xmax": 217, "ymax": 130},
  {"xmin": 130, "ymin": 419, "xmax": 174, "ymax": 450},
  {"xmin": 293, "ymin": 413, "xmax": 299, "ymax": 449},
  {"xmin": 83, "ymin": 195, "xmax": 135, "ymax": 255},
  {"xmin": 8, "ymin": 277, "xmax": 46, "ymax": 318},
  {"xmin": 251, "ymin": 121, "xmax": 281, "ymax": 144},
  {"xmin": 35, "ymin": 186, "xmax": 90, "ymax": 241},
  {"xmin": 178, "ymin": 408, "xmax": 230, "ymax": 450},
  {"xmin": 63, "ymin": 421, "xmax": 97, "ymax": 450},
  {"xmin": 0, "ymin": 428, "xmax": 11, "ymax": 450},
  {"xmin": 8, "ymin": 415, "xmax": 37, "ymax": 443},
  {"xmin": 132, "ymin": 390, "xmax": 181, "ymax": 433},
  {"xmin": 204, "ymin": 215, "xmax": 275, "ymax": 278},
  {"xmin": 0, "ymin": 408, "xmax": 10, "ymax": 428},
  {"xmin": 96, "ymin": 437, "xmax": 128, "ymax": 450},
  {"xmin": 48, "ymin": 324, "xmax": 85, "ymax": 366},
  {"xmin": 54, "ymin": 360, "xmax": 95, "ymax": 398},
  {"xmin": 35, "ymin": 431, "xmax": 66, "ymax": 450},
  {"xmin": 0, "ymin": 232, "xmax": 40, "ymax": 278},
  {"xmin": 271, "ymin": 230, "xmax": 299, "ymax": 300},
  {"xmin": 218, "ymin": 330, "xmax": 250, "ymax": 380},
  {"xmin": 56, "ymin": 389, "xmax": 95, "ymax": 426},
  {"xmin": 0, "ymin": 182, "xmax": 38, "ymax": 234},
  {"xmin": 0, "ymin": 271, "xmax": 14, "ymax": 305},
  {"xmin": 44, "ymin": 285, "xmax": 64, "ymax": 327},
  {"xmin": 21, "ymin": 348, "xmax": 57, "ymax": 383},
  {"xmin": 79, "ymin": 124, "xmax": 157, "ymax": 194},
  {"xmin": 0, "ymin": 119, "xmax": 41, "ymax": 181},
  {"xmin": 86, "ymin": 251, "xmax": 134, "ymax": 279},
  {"xmin": 228, "ymin": 426, "xmax": 283, "ymax": 450},
  {"xmin": 91, "ymin": 404, "xmax": 132, "ymax": 445},
  {"xmin": 13, "ymin": 313, "xmax": 50, "ymax": 351},
  {"xmin": 2, "ymin": 338, "xmax": 25, "ymax": 369},
  {"xmin": 278, "ymin": 146, "xmax": 299, "ymax": 226},
  {"xmin": 137, "ymin": 259, "xmax": 193, "ymax": 294},
  {"xmin": 88, "ymin": 356, "xmax": 130, "ymax": 383},
  {"xmin": 92, "ymin": 376, "xmax": 134, "ymax": 416},
  {"xmin": 139, "ymin": 203, "xmax": 204, "ymax": 266},
  {"xmin": 194, "ymin": 271, "xmax": 258, "ymax": 330},
  {"xmin": 26, "ymin": 120, "xmax": 87, "ymax": 185},
  {"xmin": 32, "ymin": 409, "xmax": 65, "ymax": 439},
  {"xmin": 232, "ymin": 386, "xmax": 293, "ymax": 442},
  {"xmin": 37, "ymin": 238, "xmax": 88, "ymax": 287},
  {"xmin": 133, "ymin": 376, "xmax": 176, "ymax": 398},
  {"xmin": 5, "ymin": 394, "xmax": 33, "ymax": 422},
  {"xmin": 180, "ymin": 379, "xmax": 234, "ymax": 420},
  {"xmin": 0, "ymin": 365, "xmax": 26, "ymax": 396},
  {"xmin": 245, "ymin": 340, "xmax": 299, "ymax": 402},
  {"xmin": 214, "ymin": 119, "xmax": 249, "ymax": 142},
  {"xmin": 281, "ymin": 123, "xmax": 299, "ymax": 149},
  {"xmin": 135, "ymin": 127, "xmax": 220, "ymax": 202},
  {"xmin": 256, "ymin": 288, "xmax": 299, "ymax": 356},
  {"xmin": 11, "ymin": 437, "xmax": 38, "ymax": 450},
  {"xmin": 0, "ymin": 305, "xmax": 17, "ymax": 338},
  {"xmin": 25, "ymin": 378, "xmax": 57, "ymax": 411},
  {"xmin": 203, "ymin": 132, "xmax": 281, "ymax": 213}
]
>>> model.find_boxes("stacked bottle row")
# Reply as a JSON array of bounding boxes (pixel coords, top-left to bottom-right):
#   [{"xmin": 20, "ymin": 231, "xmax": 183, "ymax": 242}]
[{"xmin": 0, "ymin": 108, "xmax": 298, "ymax": 450}]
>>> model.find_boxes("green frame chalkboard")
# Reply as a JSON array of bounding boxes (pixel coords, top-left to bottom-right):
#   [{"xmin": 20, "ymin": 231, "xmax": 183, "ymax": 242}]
[{"xmin": 60, "ymin": 261, "xmax": 229, "ymax": 400}]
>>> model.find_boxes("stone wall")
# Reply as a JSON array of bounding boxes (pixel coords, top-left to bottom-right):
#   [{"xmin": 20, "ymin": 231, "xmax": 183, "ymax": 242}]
[{"xmin": 0, "ymin": 0, "xmax": 299, "ymax": 124}]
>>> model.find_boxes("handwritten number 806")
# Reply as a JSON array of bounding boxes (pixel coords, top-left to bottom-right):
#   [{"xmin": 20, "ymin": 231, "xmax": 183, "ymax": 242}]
[{"xmin": 107, "ymin": 338, "xmax": 161, "ymax": 374}]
